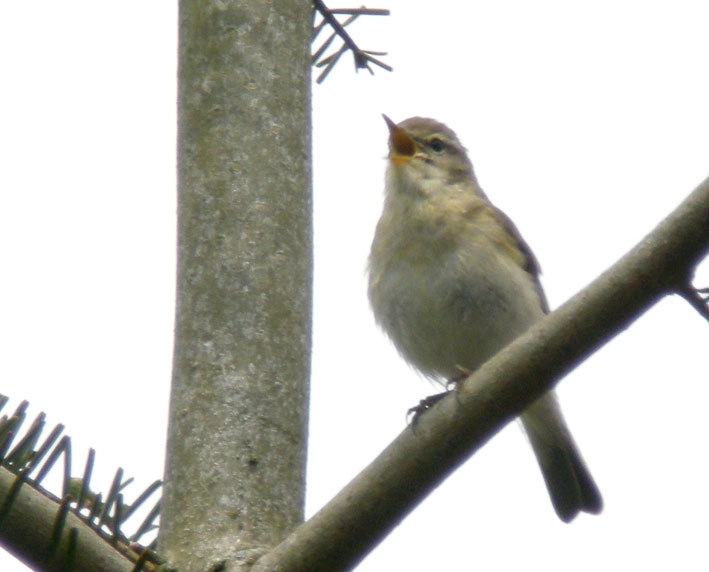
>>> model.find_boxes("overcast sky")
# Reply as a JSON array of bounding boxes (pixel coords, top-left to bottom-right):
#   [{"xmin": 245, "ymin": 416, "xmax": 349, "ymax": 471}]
[{"xmin": 2, "ymin": 2, "xmax": 709, "ymax": 571}]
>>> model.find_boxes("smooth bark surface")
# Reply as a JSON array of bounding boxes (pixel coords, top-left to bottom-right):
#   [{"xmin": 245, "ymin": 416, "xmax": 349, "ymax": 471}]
[{"xmin": 160, "ymin": 2, "xmax": 312, "ymax": 570}]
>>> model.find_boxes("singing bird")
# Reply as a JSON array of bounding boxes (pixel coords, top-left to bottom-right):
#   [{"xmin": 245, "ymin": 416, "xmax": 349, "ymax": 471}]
[{"xmin": 368, "ymin": 115, "xmax": 602, "ymax": 522}]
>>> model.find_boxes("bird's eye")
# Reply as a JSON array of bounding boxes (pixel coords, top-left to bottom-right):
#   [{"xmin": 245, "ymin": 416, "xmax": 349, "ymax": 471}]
[{"xmin": 428, "ymin": 138, "xmax": 446, "ymax": 153}]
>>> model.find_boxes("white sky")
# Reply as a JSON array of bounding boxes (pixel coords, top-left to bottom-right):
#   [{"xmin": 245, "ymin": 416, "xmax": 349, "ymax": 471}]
[{"xmin": 2, "ymin": 1, "xmax": 709, "ymax": 571}]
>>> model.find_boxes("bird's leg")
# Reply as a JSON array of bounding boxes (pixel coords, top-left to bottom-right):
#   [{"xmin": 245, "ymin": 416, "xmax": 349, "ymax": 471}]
[{"xmin": 447, "ymin": 364, "xmax": 473, "ymax": 390}]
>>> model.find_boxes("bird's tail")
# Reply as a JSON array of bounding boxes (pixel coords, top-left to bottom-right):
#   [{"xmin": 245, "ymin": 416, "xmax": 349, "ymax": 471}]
[{"xmin": 520, "ymin": 392, "xmax": 603, "ymax": 522}]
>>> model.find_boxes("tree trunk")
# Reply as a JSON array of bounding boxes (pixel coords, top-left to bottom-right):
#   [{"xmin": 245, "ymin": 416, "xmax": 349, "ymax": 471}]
[{"xmin": 159, "ymin": 2, "xmax": 313, "ymax": 570}]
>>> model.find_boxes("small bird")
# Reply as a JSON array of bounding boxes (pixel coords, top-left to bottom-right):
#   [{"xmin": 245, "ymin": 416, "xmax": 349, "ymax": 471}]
[{"xmin": 368, "ymin": 115, "xmax": 602, "ymax": 522}]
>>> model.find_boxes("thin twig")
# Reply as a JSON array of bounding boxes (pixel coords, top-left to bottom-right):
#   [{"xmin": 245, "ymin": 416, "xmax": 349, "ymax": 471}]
[
  {"xmin": 312, "ymin": 0, "xmax": 391, "ymax": 82},
  {"xmin": 677, "ymin": 284, "xmax": 709, "ymax": 323},
  {"xmin": 329, "ymin": 8, "xmax": 390, "ymax": 15}
]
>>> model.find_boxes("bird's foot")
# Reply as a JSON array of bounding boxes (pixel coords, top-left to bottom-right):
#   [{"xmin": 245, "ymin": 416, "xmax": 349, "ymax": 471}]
[{"xmin": 406, "ymin": 391, "xmax": 449, "ymax": 428}]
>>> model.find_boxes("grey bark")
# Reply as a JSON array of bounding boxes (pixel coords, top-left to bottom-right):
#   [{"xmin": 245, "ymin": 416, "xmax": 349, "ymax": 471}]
[{"xmin": 159, "ymin": 2, "xmax": 313, "ymax": 571}]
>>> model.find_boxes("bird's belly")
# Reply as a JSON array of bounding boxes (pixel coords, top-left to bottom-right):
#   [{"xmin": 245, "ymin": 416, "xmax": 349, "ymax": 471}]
[{"xmin": 371, "ymin": 251, "xmax": 543, "ymax": 381}]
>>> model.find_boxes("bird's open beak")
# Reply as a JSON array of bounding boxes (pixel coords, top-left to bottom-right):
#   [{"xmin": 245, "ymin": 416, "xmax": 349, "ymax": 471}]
[{"xmin": 383, "ymin": 114, "xmax": 416, "ymax": 164}]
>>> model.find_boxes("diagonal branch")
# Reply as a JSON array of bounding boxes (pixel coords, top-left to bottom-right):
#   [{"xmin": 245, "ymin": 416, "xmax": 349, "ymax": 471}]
[
  {"xmin": 0, "ymin": 404, "xmax": 162, "ymax": 571},
  {"xmin": 252, "ymin": 177, "xmax": 709, "ymax": 572},
  {"xmin": 0, "ymin": 466, "xmax": 141, "ymax": 572}
]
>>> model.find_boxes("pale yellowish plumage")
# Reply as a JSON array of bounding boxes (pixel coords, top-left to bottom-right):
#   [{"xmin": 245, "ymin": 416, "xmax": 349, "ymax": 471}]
[{"xmin": 368, "ymin": 116, "xmax": 602, "ymax": 522}]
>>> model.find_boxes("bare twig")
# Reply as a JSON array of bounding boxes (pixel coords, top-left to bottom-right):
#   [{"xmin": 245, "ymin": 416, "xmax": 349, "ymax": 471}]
[{"xmin": 312, "ymin": 0, "xmax": 391, "ymax": 83}]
